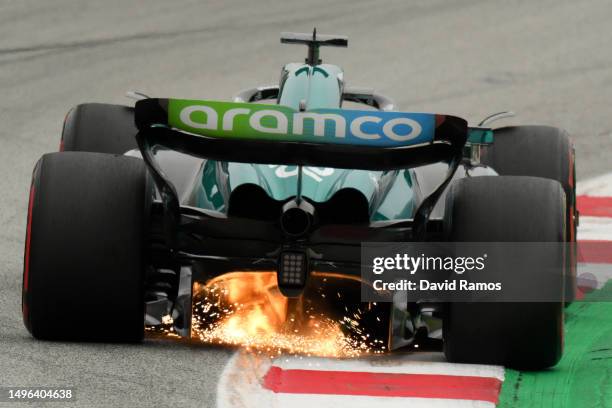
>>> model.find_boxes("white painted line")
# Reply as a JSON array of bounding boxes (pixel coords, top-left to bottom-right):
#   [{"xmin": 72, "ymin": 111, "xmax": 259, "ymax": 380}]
[
  {"xmin": 578, "ymin": 263, "xmax": 612, "ymax": 289},
  {"xmin": 274, "ymin": 353, "xmax": 504, "ymax": 380},
  {"xmin": 270, "ymin": 393, "xmax": 496, "ymax": 408},
  {"xmin": 217, "ymin": 351, "xmax": 500, "ymax": 408},
  {"xmin": 577, "ymin": 172, "xmax": 612, "ymax": 196},
  {"xmin": 217, "ymin": 352, "xmax": 269, "ymax": 408},
  {"xmin": 577, "ymin": 216, "xmax": 612, "ymax": 241}
]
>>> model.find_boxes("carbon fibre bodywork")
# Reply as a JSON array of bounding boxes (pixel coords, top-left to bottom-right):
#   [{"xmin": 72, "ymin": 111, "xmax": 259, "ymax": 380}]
[{"xmin": 130, "ymin": 32, "xmax": 497, "ymax": 350}]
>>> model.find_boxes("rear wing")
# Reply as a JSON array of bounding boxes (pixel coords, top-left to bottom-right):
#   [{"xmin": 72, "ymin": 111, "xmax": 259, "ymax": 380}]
[
  {"xmin": 134, "ymin": 98, "xmax": 468, "ymax": 171},
  {"xmin": 134, "ymin": 98, "xmax": 468, "ymax": 244}
]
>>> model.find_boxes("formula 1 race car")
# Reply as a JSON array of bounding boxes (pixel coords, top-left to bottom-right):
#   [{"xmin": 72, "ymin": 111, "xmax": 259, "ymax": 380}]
[{"xmin": 22, "ymin": 31, "xmax": 576, "ymax": 369}]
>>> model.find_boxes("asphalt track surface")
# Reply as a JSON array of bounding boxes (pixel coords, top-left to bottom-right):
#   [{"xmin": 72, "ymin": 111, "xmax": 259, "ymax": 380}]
[{"xmin": 1, "ymin": 1, "xmax": 611, "ymax": 407}]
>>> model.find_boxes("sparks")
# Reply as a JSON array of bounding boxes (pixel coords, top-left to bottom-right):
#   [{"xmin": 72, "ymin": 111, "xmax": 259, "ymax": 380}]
[{"xmin": 188, "ymin": 272, "xmax": 386, "ymax": 358}]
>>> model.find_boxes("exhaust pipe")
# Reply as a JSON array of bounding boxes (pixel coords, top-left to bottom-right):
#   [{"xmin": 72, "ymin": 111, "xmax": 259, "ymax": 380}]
[{"xmin": 280, "ymin": 199, "xmax": 315, "ymax": 237}]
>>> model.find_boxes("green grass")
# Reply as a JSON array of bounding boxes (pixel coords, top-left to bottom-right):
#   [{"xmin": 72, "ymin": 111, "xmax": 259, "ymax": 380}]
[{"xmin": 498, "ymin": 281, "xmax": 612, "ymax": 408}]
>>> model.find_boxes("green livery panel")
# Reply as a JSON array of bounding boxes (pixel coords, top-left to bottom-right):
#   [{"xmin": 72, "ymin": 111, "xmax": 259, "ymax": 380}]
[{"xmin": 167, "ymin": 99, "xmax": 437, "ymax": 148}]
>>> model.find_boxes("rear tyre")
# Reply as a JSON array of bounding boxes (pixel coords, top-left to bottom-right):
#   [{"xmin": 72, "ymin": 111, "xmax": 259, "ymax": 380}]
[
  {"xmin": 22, "ymin": 152, "xmax": 152, "ymax": 341},
  {"xmin": 482, "ymin": 126, "xmax": 577, "ymax": 301},
  {"xmin": 61, "ymin": 103, "xmax": 137, "ymax": 154},
  {"xmin": 443, "ymin": 176, "xmax": 565, "ymax": 369}
]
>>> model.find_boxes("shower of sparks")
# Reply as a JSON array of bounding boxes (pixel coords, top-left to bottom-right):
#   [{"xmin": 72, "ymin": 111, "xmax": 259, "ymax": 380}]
[
  {"xmin": 188, "ymin": 272, "xmax": 387, "ymax": 358},
  {"xmin": 145, "ymin": 324, "xmax": 181, "ymax": 338}
]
